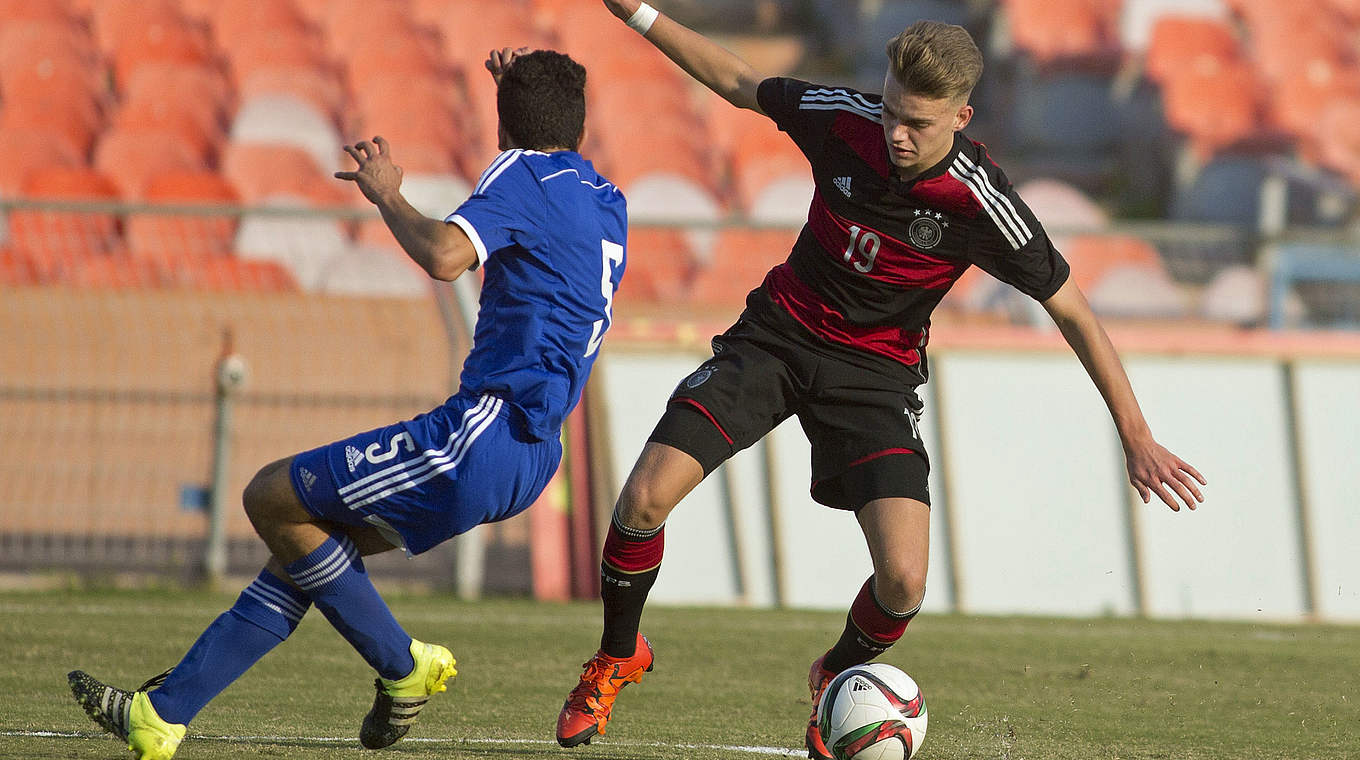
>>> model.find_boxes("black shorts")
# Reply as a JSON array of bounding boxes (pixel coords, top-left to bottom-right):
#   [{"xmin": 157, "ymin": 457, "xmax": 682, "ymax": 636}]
[{"xmin": 647, "ymin": 310, "xmax": 930, "ymax": 510}]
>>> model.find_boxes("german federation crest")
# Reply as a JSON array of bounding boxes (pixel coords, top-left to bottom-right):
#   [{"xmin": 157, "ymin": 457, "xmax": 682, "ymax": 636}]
[{"xmin": 908, "ymin": 216, "xmax": 943, "ymax": 250}]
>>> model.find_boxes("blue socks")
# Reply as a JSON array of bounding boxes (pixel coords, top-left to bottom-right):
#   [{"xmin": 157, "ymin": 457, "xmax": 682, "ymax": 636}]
[
  {"xmin": 148, "ymin": 570, "xmax": 310, "ymax": 725},
  {"xmin": 284, "ymin": 534, "xmax": 414, "ymax": 681}
]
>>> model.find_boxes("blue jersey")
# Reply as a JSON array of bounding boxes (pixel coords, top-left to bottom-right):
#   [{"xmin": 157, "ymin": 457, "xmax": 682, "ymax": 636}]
[{"xmin": 446, "ymin": 149, "xmax": 627, "ymax": 441}]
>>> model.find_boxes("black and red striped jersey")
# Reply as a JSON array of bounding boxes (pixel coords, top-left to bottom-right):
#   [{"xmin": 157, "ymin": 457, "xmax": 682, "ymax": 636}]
[{"xmin": 745, "ymin": 77, "xmax": 1070, "ymax": 382}]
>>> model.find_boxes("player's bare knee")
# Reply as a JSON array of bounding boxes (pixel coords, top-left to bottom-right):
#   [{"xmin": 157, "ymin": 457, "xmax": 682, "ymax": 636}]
[
  {"xmin": 242, "ymin": 459, "xmax": 291, "ymax": 532},
  {"xmin": 875, "ymin": 570, "xmax": 927, "ymax": 614},
  {"xmin": 614, "ymin": 478, "xmax": 673, "ymax": 531}
]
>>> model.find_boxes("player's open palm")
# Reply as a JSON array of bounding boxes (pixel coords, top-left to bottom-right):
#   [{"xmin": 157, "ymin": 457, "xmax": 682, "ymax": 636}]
[
  {"xmin": 601, "ymin": 0, "xmax": 641, "ymax": 21},
  {"xmin": 335, "ymin": 137, "xmax": 402, "ymax": 206},
  {"xmin": 1125, "ymin": 440, "xmax": 1205, "ymax": 512}
]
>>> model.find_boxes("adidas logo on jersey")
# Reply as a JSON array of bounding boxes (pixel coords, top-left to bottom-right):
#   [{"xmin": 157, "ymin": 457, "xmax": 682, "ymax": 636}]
[
  {"xmin": 298, "ymin": 467, "xmax": 317, "ymax": 492},
  {"xmin": 833, "ymin": 176, "xmax": 852, "ymax": 198},
  {"xmin": 345, "ymin": 445, "xmax": 365, "ymax": 473}
]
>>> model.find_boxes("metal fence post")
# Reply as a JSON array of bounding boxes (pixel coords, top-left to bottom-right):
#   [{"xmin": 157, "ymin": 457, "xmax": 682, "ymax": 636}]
[{"xmin": 207, "ymin": 330, "xmax": 247, "ymax": 586}]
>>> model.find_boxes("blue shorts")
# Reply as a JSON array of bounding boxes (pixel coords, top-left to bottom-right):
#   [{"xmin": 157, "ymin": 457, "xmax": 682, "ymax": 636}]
[{"xmin": 289, "ymin": 392, "xmax": 561, "ymax": 556}]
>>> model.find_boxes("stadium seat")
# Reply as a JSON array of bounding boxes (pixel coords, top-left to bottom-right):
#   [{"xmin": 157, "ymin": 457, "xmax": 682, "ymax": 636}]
[
  {"xmin": 614, "ymin": 168, "xmax": 724, "ymax": 265},
  {"xmin": 65, "ymin": 253, "xmax": 164, "ymax": 290},
  {"xmin": 1234, "ymin": 4, "xmax": 1351, "ymax": 84},
  {"xmin": 1268, "ymin": 66, "xmax": 1360, "ymax": 154},
  {"xmin": 0, "ymin": 246, "xmax": 43, "ymax": 286},
  {"xmin": 1015, "ymin": 178, "xmax": 1109, "ymax": 237},
  {"xmin": 238, "ymin": 65, "xmax": 346, "ymax": 125},
  {"xmin": 1058, "ymin": 233, "xmax": 1170, "ymax": 293},
  {"xmin": 93, "ymin": 128, "xmax": 205, "ymax": 199},
  {"xmin": 9, "ymin": 167, "xmax": 124, "ymax": 270},
  {"xmin": 234, "ymin": 204, "xmax": 348, "ymax": 291},
  {"xmin": 317, "ymin": 244, "xmax": 432, "ymax": 298},
  {"xmin": 126, "ymin": 170, "xmax": 241, "ymax": 261},
  {"xmin": 121, "ymin": 62, "xmax": 233, "ymax": 128},
  {"xmin": 618, "ymin": 227, "xmax": 696, "ymax": 304},
  {"xmin": 230, "ymin": 94, "xmax": 344, "ymax": 175},
  {"xmin": 219, "ymin": 26, "xmax": 331, "ymax": 84},
  {"xmin": 0, "ymin": 128, "xmax": 83, "ymax": 197},
  {"xmin": 0, "ymin": 19, "xmax": 99, "ymax": 74},
  {"xmin": 163, "ymin": 252, "xmax": 299, "ymax": 292},
  {"xmin": 111, "ymin": 96, "xmax": 222, "ymax": 164},
  {"xmin": 204, "ymin": 0, "xmax": 314, "ymax": 54},
  {"xmin": 0, "ymin": 57, "xmax": 106, "ymax": 154},
  {"xmin": 1199, "ymin": 264, "xmax": 1267, "ymax": 325},
  {"xmin": 88, "ymin": 0, "xmax": 189, "ymax": 53},
  {"xmin": 1001, "ymin": 0, "xmax": 1120, "ymax": 69},
  {"xmin": 1086, "ymin": 264, "xmax": 1189, "ymax": 318},
  {"xmin": 687, "ymin": 227, "xmax": 798, "ymax": 307},
  {"xmin": 1119, "ymin": 0, "xmax": 1230, "ymax": 53},
  {"xmin": 427, "ymin": 0, "xmax": 551, "ymax": 76},
  {"xmin": 1141, "ymin": 16, "xmax": 1241, "ymax": 86},
  {"xmin": 106, "ymin": 14, "xmax": 215, "ymax": 89},
  {"xmin": 221, "ymin": 143, "xmax": 347, "ymax": 206},
  {"xmin": 727, "ymin": 126, "xmax": 812, "ymax": 224},
  {"xmin": 1316, "ymin": 100, "xmax": 1360, "ymax": 186},
  {"xmin": 0, "ymin": 0, "xmax": 79, "ymax": 23},
  {"xmin": 1156, "ymin": 59, "xmax": 1266, "ymax": 157}
]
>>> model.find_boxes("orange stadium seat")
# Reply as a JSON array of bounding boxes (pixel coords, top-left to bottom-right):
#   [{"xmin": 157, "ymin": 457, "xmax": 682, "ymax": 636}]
[
  {"xmin": 0, "ymin": 0, "xmax": 78, "ymax": 22},
  {"xmin": 126, "ymin": 170, "xmax": 241, "ymax": 262},
  {"xmin": 220, "ymin": 27, "xmax": 331, "ymax": 82},
  {"xmin": 65, "ymin": 253, "xmax": 164, "ymax": 289},
  {"xmin": 1316, "ymin": 100, "xmax": 1360, "ymax": 186},
  {"xmin": 1157, "ymin": 59, "xmax": 1266, "ymax": 157},
  {"xmin": 0, "ymin": 58, "xmax": 106, "ymax": 154},
  {"xmin": 222, "ymin": 143, "xmax": 347, "ymax": 205},
  {"xmin": 121, "ymin": 62, "xmax": 233, "ymax": 127},
  {"xmin": 1059, "ymin": 233, "xmax": 1168, "ymax": 292},
  {"xmin": 93, "ymin": 129, "xmax": 206, "ymax": 199},
  {"xmin": 111, "ymin": 98, "xmax": 222, "ymax": 164},
  {"xmin": 728, "ymin": 127, "xmax": 812, "ymax": 218},
  {"xmin": 106, "ymin": 13, "xmax": 215, "ymax": 89},
  {"xmin": 88, "ymin": 0, "xmax": 186, "ymax": 52},
  {"xmin": 158, "ymin": 252, "xmax": 299, "ymax": 292},
  {"xmin": 0, "ymin": 127, "xmax": 83, "ymax": 197},
  {"xmin": 0, "ymin": 19, "xmax": 99, "ymax": 74},
  {"xmin": 618, "ymin": 227, "xmax": 697, "ymax": 305},
  {"xmin": 1142, "ymin": 16, "xmax": 1241, "ymax": 85},
  {"xmin": 1268, "ymin": 66, "xmax": 1360, "ymax": 152},
  {"xmin": 9, "ymin": 167, "xmax": 124, "ymax": 270},
  {"xmin": 687, "ymin": 227, "xmax": 797, "ymax": 306},
  {"xmin": 0, "ymin": 247, "xmax": 44, "ymax": 286},
  {"xmin": 206, "ymin": 0, "xmax": 315, "ymax": 53},
  {"xmin": 1002, "ymin": 0, "xmax": 1120, "ymax": 69},
  {"xmin": 428, "ymin": 0, "xmax": 550, "ymax": 73}
]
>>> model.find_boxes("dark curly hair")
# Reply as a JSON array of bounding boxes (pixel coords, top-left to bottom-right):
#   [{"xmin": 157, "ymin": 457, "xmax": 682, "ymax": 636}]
[{"xmin": 497, "ymin": 50, "xmax": 587, "ymax": 152}]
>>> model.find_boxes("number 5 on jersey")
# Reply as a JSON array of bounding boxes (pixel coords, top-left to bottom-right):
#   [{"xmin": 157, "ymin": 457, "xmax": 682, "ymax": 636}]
[{"xmin": 585, "ymin": 240, "xmax": 625, "ymax": 357}]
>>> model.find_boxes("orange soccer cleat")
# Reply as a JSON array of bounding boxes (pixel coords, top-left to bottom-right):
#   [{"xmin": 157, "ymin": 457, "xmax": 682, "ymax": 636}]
[
  {"xmin": 806, "ymin": 654, "xmax": 838, "ymax": 760},
  {"xmin": 555, "ymin": 633, "xmax": 654, "ymax": 747}
]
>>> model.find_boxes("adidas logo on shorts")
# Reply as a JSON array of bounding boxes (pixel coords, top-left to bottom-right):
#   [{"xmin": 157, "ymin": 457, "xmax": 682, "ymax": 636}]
[{"xmin": 345, "ymin": 445, "xmax": 365, "ymax": 473}]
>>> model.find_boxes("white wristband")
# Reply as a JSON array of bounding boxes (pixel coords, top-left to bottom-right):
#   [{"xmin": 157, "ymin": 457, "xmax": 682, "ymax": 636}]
[{"xmin": 626, "ymin": 2, "xmax": 659, "ymax": 34}]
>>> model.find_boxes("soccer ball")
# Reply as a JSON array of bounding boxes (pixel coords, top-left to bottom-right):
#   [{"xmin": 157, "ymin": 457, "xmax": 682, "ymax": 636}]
[{"xmin": 817, "ymin": 663, "xmax": 928, "ymax": 760}]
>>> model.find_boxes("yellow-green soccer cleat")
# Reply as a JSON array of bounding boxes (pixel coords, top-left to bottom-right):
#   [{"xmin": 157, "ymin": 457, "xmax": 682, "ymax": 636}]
[
  {"xmin": 68, "ymin": 670, "xmax": 186, "ymax": 760},
  {"xmin": 360, "ymin": 639, "xmax": 458, "ymax": 749}
]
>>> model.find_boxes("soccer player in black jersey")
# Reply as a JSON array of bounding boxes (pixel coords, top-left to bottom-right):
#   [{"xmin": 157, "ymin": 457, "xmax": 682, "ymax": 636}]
[{"xmin": 556, "ymin": 3, "xmax": 1208, "ymax": 756}]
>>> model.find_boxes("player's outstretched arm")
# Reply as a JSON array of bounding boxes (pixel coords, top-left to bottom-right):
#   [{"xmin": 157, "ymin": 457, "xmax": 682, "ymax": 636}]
[
  {"xmin": 601, "ymin": 0, "xmax": 765, "ymax": 112},
  {"xmin": 1041, "ymin": 279, "xmax": 1207, "ymax": 512},
  {"xmin": 335, "ymin": 136, "xmax": 477, "ymax": 281}
]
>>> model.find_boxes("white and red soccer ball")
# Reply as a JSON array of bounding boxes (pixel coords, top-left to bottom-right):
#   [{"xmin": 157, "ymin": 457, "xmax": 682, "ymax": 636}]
[{"xmin": 816, "ymin": 663, "xmax": 928, "ymax": 760}]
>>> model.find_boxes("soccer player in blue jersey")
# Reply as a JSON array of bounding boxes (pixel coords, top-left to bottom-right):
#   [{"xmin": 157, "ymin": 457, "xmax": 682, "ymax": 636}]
[
  {"xmin": 556, "ymin": 3, "xmax": 1205, "ymax": 756},
  {"xmin": 68, "ymin": 48, "xmax": 627, "ymax": 760}
]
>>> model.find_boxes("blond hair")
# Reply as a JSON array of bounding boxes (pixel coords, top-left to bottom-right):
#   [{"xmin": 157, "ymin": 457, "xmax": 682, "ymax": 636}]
[{"xmin": 885, "ymin": 20, "xmax": 983, "ymax": 101}]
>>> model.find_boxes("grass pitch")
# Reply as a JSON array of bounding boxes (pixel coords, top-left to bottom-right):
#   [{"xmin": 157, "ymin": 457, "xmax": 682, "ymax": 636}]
[{"xmin": 1, "ymin": 589, "xmax": 1356, "ymax": 759}]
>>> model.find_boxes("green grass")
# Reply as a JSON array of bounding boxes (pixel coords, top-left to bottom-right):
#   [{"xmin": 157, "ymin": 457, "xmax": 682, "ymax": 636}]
[{"xmin": 2, "ymin": 589, "xmax": 1357, "ymax": 759}]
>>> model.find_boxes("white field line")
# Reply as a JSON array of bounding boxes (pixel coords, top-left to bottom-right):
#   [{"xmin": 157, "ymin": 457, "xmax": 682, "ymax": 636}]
[{"xmin": 0, "ymin": 729, "xmax": 806, "ymax": 757}]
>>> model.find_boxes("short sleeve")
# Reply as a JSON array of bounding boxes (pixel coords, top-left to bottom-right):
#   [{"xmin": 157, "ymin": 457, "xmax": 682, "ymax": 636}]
[
  {"xmin": 446, "ymin": 150, "xmax": 544, "ymax": 269},
  {"xmin": 756, "ymin": 77, "xmax": 837, "ymax": 158}
]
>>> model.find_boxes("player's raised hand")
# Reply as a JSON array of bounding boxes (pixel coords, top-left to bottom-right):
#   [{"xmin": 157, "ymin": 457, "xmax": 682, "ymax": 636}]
[
  {"xmin": 1124, "ymin": 439, "xmax": 1206, "ymax": 512},
  {"xmin": 486, "ymin": 47, "xmax": 531, "ymax": 85},
  {"xmin": 601, "ymin": 0, "xmax": 643, "ymax": 22},
  {"xmin": 335, "ymin": 136, "xmax": 402, "ymax": 205}
]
